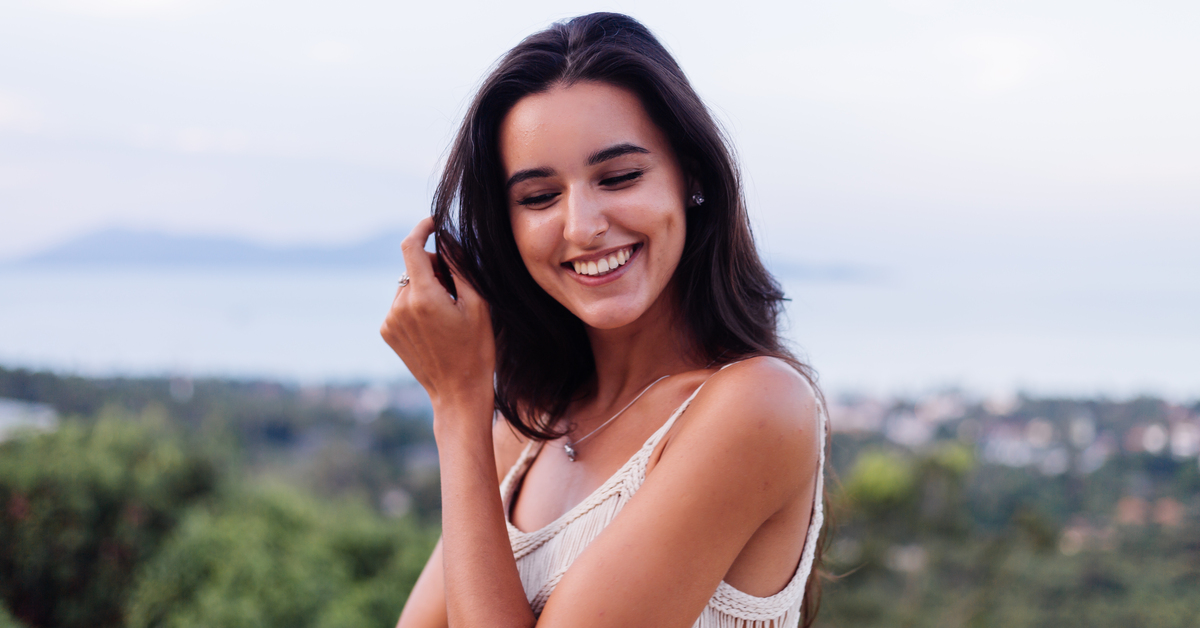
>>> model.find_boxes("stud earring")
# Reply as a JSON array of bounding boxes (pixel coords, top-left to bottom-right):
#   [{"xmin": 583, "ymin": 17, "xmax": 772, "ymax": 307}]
[{"xmin": 691, "ymin": 192, "xmax": 705, "ymax": 206}]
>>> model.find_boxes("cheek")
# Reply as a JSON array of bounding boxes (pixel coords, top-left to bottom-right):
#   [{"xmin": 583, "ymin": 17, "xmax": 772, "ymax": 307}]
[
  {"xmin": 510, "ymin": 211, "xmax": 558, "ymax": 272},
  {"xmin": 650, "ymin": 208, "xmax": 688, "ymax": 275},
  {"xmin": 650, "ymin": 203, "xmax": 687, "ymax": 249}
]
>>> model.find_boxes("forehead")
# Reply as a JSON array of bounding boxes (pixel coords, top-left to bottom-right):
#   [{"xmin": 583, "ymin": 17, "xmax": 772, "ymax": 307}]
[{"xmin": 499, "ymin": 81, "xmax": 667, "ymax": 172}]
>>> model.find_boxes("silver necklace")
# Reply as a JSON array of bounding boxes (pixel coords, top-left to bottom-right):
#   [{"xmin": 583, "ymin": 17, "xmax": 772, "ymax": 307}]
[{"xmin": 563, "ymin": 374, "xmax": 672, "ymax": 462}]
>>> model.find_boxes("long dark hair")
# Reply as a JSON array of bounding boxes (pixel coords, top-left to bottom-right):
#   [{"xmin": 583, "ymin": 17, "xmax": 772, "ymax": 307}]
[{"xmin": 432, "ymin": 13, "xmax": 827, "ymax": 624}]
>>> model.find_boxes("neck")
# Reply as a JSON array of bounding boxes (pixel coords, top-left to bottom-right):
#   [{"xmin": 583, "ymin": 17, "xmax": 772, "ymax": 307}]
[{"xmin": 584, "ymin": 284, "xmax": 702, "ymax": 410}]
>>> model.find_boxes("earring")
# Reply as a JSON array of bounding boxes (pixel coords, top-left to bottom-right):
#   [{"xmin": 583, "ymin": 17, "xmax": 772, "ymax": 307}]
[{"xmin": 691, "ymin": 192, "xmax": 705, "ymax": 206}]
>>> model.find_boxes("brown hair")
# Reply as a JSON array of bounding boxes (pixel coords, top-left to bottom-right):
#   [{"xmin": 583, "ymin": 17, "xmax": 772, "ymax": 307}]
[{"xmin": 431, "ymin": 13, "xmax": 826, "ymax": 624}]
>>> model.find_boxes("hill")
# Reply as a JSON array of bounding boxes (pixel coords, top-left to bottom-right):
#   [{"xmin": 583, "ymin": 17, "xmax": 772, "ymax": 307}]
[{"xmin": 10, "ymin": 228, "xmax": 407, "ymax": 269}]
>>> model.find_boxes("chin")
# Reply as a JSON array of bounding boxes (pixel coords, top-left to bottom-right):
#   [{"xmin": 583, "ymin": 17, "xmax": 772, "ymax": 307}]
[{"xmin": 568, "ymin": 300, "xmax": 648, "ymax": 331}]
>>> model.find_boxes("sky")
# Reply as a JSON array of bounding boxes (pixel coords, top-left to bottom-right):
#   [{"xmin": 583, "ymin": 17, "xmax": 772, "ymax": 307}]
[
  {"xmin": 0, "ymin": 0, "xmax": 1197, "ymax": 395},
  {"xmin": 2, "ymin": 0, "xmax": 1196, "ymax": 262}
]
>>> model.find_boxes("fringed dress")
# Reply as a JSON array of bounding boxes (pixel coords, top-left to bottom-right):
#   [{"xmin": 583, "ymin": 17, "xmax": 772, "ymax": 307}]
[{"xmin": 499, "ymin": 368, "xmax": 827, "ymax": 628}]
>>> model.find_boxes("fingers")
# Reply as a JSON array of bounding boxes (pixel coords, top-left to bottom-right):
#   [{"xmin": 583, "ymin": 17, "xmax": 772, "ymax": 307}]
[{"xmin": 399, "ymin": 217, "xmax": 438, "ymax": 287}]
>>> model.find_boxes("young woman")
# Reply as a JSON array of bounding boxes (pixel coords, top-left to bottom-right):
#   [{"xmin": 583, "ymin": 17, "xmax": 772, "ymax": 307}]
[{"xmin": 381, "ymin": 13, "xmax": 826, "ymax": 628}]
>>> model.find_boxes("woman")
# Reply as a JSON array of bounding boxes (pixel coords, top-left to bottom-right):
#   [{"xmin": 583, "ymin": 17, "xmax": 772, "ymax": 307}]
[{"xmin": 381, "ymin": 13, "xmax": 826, "ymax": 628}]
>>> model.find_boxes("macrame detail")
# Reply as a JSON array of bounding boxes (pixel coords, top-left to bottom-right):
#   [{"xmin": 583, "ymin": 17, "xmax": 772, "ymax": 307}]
[{"xmin": 499, "ymin": 365, "xmax": 827, "ymax": 628}]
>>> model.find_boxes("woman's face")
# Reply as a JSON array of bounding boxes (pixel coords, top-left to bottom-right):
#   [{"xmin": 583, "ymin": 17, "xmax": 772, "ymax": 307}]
[{"xmin": 500, "ymin": 81, "xmax": 690, "ymax": 331}]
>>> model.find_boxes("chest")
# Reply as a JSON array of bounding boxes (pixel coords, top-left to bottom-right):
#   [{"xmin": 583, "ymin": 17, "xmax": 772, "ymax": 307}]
[{"xmin": 508, "ymin": 378, "xmax": 704, "ymax": 533}]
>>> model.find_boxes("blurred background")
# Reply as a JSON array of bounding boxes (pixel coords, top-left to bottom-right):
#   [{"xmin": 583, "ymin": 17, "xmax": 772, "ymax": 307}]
[{"xmin": 1, "ymin": 0, "xmax": 1197, "ymax": 626}]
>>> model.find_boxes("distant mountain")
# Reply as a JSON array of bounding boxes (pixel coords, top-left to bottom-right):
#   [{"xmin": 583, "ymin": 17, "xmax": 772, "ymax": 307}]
[{"xmin": 12, "ymin": 228, "xmax": 407, "ymax": 269}]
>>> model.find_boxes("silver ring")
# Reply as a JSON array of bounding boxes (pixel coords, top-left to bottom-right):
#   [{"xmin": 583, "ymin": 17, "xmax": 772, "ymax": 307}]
[{"xmin": 397, "ymin": 273, "xmax": 410, "ymax": 287}]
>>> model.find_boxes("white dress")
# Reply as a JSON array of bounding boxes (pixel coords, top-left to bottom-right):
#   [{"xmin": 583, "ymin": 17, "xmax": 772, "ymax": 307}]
[{"xmin": 499, "ymin": 368, "xmax": 827, "ymax": 627}]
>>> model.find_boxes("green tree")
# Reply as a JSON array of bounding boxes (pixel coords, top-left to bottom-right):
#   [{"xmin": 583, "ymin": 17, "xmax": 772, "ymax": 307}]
[
  {"xmin": 127, "ymin": 486, "xmax": 435, "ymax": 628},
  {"xmin": 0, "ymin": 410, "xmax": 218, "ymax": 627}
]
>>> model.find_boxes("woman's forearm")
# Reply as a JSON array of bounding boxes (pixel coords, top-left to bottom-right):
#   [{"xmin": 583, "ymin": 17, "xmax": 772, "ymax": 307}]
[
  {"xmin": 396, "ymin": 539, "xmax": 448, "ymax": 628},
  {"xmin": 434, "ymin": 398, "xmax": 537, "ymax": 628}
]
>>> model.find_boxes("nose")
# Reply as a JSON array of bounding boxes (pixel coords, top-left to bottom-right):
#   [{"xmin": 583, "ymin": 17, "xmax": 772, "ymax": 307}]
[{"xmin": 562, "ymin": 186, "xmax": 609, "ymax": 247}]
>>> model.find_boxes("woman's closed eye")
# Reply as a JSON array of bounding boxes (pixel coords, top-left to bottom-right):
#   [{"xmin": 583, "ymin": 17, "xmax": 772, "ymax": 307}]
[
  {"xmin": 516, "ymin": 191, "xmax": 560, "ymax": 207},
  {"xmin": 599, "ymin": 169, "xmax": 644, "ymax": 187}
]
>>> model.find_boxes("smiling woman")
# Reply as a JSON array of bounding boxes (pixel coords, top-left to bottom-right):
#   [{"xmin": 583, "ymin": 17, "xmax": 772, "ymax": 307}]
[{"xmin": 380, "ymin": 12, "xmax": 827, "ymax": 628}]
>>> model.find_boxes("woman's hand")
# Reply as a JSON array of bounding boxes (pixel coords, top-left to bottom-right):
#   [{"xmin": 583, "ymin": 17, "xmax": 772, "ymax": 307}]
[
  {"xmin": 380, "ymin": 217, "xmax": 495, "ymax": 416},
  {"xmin": 384, "ymin": 219, "xmax": 530, "ymax": 628}
]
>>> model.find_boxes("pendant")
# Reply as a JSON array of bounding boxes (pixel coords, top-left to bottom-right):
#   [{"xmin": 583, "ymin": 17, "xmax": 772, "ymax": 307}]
[{"xmin": 564, "ymin": 442, "xmax": 577, "ymax": 462}]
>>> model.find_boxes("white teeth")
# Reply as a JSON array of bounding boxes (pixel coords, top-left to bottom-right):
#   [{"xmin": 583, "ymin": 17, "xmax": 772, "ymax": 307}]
[{"xmin": 570, "ymin": 246, "xmax": 634, "ymax": 276}]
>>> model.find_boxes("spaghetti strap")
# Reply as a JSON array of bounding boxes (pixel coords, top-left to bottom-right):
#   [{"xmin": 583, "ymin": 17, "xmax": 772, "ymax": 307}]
[
  {"xmin": 499, "ymin": 438, "xmax": 543, "ymax": 510},
  {"xmin": 641, "ymin": 360, "xmax": 745, "ymax": 452}
]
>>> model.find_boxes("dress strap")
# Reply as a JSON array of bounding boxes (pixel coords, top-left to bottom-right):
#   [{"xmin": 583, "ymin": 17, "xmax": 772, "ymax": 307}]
[
  {"xmin": 499, "ymin": 438, "xmax": 544, "ymax": 509},
  {"xmin": 637, "ymin": 360, "xmax": 744, "ymax": 456}
]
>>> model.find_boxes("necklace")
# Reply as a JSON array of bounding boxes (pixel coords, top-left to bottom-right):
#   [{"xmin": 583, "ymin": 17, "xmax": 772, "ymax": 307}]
[{"xmin": 563, "ymin": 374, "xmax": 672, "ymax": 462}]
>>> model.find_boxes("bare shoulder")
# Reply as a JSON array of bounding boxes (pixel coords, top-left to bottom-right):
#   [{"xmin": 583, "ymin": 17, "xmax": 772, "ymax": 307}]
[
  {"xmin": 704, "ymin": 356, "xmax": 819, "ymax": 428},
  {"xmin": 665, "ymin": 356, "xmax": 821, "ymax": 492},
  {"xmin": 492, "ymin": 413, "xmax": 530, "ymax": 483}
]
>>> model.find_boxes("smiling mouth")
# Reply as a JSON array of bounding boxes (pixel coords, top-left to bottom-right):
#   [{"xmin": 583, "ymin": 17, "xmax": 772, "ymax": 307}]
[{"xmin": 565, "ymin": 244, "xmax": 639, "ymax": 277}]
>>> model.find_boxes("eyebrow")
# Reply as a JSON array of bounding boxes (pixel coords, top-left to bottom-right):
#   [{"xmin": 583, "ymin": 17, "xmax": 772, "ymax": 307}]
[
  {"xmin": 505, "ymin": 143, "xmax": 651, "ymax": 191},
  {"xmin": 587, "ymin": 142, "xmax": 650, "ymax": 166},
  {"xmin": 505, "ymin": 167, "xmax": 555, "ymax": 191}
]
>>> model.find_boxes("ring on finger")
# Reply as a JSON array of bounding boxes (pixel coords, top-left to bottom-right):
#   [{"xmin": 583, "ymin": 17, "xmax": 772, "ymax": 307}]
[{"xmin": 397, "ymin": 273, "xmax": 410, "ymax": 287}]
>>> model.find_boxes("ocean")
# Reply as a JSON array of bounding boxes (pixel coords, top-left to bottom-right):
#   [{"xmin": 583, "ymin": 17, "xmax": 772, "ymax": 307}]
[{"xmin": 1, "ymin": 265, "xmax": 1195, "ymax": 399}]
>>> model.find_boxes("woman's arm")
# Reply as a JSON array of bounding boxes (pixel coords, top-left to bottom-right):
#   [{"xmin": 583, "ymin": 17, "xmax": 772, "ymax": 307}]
[
  {"xmin": 382, "ymin": 219, "xmax": 532, "ymax": 626},
  {"xmin": 435, "ymin": 401, "xmax": 537, "ymax": 628},
  {"xmin": 397, "ymin": 420, "xmax": 530, "ymax": 628},
  {"xmin": 396, "ymin": 539, "xmax": 447, "ymax": 628}
]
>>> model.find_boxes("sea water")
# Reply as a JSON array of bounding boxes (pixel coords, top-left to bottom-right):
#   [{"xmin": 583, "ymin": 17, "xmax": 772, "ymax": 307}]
[{"xmin": 0, "ymin": 264, "xmax": 1195, "ymax": 399}]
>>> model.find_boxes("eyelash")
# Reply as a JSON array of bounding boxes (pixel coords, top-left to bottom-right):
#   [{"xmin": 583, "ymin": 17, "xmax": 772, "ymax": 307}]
[
  {"xmin": 515, "ymin": 170, "xmax": 645, "ymax": 206},
  {"xmin": 600, "ymin": 170, "xmax": 644, "ymax": 186},
  {"xmin": 516, "ymin": 193, "xmax": 557, "ymax": 206}
]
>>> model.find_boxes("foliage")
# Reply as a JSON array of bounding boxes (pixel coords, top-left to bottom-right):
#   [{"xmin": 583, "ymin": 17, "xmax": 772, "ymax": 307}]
[
  {"xmin": 0, "ymin": 371, "xmax": 439, "ymax": 628},
  {"xmin": 818, "ymin": 535, "xmax": 1200, "ymax": 628},
  {"xmin": 0, "ymin": 410, "xmax": 217, "ymax": 628},
  {"xmin": 126, "ymin": 487, "xmax": 435, "ymax": 628},
  {"xmin": 0, "ymin": 366, "xmax": 442, "ymax": 521},
  {"xmin": 843, "ymin": 449, "xmax": 916, "ymax": 513}
]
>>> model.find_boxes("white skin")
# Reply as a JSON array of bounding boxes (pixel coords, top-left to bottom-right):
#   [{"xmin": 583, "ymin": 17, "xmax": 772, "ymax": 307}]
[{"xmin": 382, "ymin": 81, "xmax": 820, "ymax": 628}]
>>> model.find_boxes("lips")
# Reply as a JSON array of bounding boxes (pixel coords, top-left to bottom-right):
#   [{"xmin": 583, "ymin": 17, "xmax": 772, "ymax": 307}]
[{"xmin": 567, "ymin": 244, "xmax": 637, "ymax": 277}]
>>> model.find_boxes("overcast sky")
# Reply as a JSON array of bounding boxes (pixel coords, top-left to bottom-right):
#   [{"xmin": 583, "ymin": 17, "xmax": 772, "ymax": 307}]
[{"xmin": 2, "ymin": 0, "xmax": 1197, "ymax": 271}]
